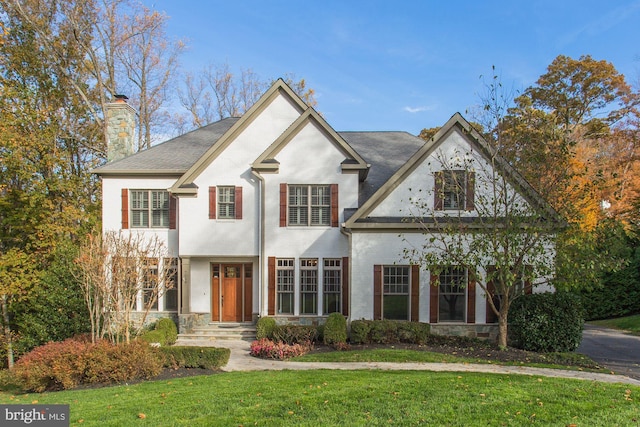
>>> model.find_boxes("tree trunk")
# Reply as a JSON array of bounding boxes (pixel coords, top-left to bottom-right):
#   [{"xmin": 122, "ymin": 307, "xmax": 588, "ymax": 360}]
[
  {"xmin": 497, "ymin": 310, "xmax": 509, "ymax": 348},
  {"xmin": 1, "ymin": 295, "xmax": 14, "ymax": 369}
]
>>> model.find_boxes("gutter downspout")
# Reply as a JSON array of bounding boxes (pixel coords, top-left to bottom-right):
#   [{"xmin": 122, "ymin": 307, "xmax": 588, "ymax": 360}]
[
  {"xmin": 340, "ymin": 223, "xmax": 352, "ymax": 322},
  {"xmin": 251, "ymin": 169, "xmax": 266, "ymax": 319}
]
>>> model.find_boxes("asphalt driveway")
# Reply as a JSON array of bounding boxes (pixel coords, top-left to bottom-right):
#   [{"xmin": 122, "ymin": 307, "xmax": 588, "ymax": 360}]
[{"xmin": 577, "ymin": 324, "xmax": 640, "ymax": 380}]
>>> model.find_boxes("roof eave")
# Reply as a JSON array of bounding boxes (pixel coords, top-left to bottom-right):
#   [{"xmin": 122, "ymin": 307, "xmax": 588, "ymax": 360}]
[{"xmin": 93, "ymin": 169, "xmax": 186, "ymax": 177}]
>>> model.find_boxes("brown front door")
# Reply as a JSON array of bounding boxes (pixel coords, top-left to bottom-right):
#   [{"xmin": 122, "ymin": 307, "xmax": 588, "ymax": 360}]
[{"xmin": 212, "ymin": 263, "xmax": 252, "ymax": 322}]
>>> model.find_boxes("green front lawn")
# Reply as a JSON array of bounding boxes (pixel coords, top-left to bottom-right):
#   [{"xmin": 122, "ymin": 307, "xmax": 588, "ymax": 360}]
[
  {"xmin": 1, "ymin": 370, "xmax": 637, "ymax": 426},
  {"xmin": 591, "ymin": 314, "xmax": 640, "ymax": 335},
  {"xmin": 294, "ymin": 348, "xmax": 600, "ymax": 371}
]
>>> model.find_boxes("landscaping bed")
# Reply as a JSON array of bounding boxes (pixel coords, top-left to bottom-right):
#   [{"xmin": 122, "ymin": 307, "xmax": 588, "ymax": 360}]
[{"xmin": 304, "ymin": 335, "xmax": 601, "ymax": 369}]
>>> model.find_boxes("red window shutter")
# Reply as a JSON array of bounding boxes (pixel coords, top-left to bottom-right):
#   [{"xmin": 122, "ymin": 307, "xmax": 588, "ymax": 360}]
[
  {"xmin": 235, "ymin": 186, "xmax": 243, "ymax": 220},
  {"xmin": 434, "ymin": 171, "xmax": 443, "ymax": 210},
  {"xmin": 467, "ymin": 268, "xmax": 476, "ymax": 324},
  {"xmin": 331, "ymin": 184, "xmax": 339, "ymax": 227},
  {"xmin": 373, "ymin": 265, "xmax": 382, "ymax": 320},
  {"xmin": 429, "ymin": 273, "xmax": 439, "ymax": 323},
  {"xmin": 485, "ymin": 265, "xmax": 498, "ymax": 324},
  {"xmin": 411, "ymin": 265, "xmax": 420, "ymax": 322},
  {"xmin": 121, "ymin": 188, "xmax": 129, "ymax": 229},
  {"xmin": 268, "ymin": 257, "xmax": 276, "ymax": 315},
  {"xmin": 209, "ymin": 186, "xmax": 216, "ymax": 219},
  {"xmin": 466, "ymin": 171, "xmax": 475, "ymax": 211},
  {"xmin": 279, "ymin": 183, "xmax": 287, "ymax": 227},
  {"xmin": 169, "ymin": 195, "xmax": 177, "ymax": 230},
  {"xmin": 342, "ymin": 257, "xmax": 349, "ymax": 317}
]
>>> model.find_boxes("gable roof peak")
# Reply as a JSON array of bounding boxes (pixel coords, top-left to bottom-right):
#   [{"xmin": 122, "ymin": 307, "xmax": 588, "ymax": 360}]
[{"xmin": 169, "ymin": 78, "xmax": 310, "ymax": 195}]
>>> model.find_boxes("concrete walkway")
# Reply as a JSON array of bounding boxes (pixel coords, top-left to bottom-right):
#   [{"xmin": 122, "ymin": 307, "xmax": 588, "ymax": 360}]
[{"xmin": 217, "ymin": 339, "xmax": 640, "ymax": 386}]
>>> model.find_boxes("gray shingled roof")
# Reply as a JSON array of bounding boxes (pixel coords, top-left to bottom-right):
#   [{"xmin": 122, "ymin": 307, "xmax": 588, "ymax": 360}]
[
  {"xmin": 93, "ymin": 118, "xmax": 240, "ymax": 174},
  {"xmin": 94, "ymin": 118, "xmax": 426, "ymax": 207},
  {"xmin": 340, "ymin": 131, "xmax": 425, "ymax": 205}
]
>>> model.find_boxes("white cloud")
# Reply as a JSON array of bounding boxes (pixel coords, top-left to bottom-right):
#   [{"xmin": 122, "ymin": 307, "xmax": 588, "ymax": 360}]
[{"xmin": 404, "ymin": 105, "xmax": 435, "ymax": 113}]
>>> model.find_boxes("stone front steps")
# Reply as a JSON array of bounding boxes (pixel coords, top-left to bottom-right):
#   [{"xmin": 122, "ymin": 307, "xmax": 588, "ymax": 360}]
[{"xmin": 175, "ymin": 322, "xmax": 256, "ymax": 346}]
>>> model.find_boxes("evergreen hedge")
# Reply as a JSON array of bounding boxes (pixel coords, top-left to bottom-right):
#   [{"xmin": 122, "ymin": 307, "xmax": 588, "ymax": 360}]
[{"xmin": 509, "ymin": 292, "xmax": 584, "ymax": 352}]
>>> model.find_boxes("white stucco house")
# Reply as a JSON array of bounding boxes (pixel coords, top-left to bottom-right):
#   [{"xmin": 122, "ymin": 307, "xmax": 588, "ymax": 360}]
[{"xmin": 94, "ymin": 79, "xmax": 558, "ymax": 340}]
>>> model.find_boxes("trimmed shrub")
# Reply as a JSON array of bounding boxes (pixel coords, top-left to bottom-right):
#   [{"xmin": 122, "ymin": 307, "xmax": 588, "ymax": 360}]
[
  {"xmin": 509, "ymin": 292, "xmax": 584, "ymax": 352},
  {"xmin": 323, "ymin": 313, "xmax": 347, "ymax": 347},
  {"xmin": 155, "ymin": 318, "xmax": 178, "ymax": 344},
  {"xmin": 350, "ymin": 320, "xmax": 372, "ymax": 344},
  {"xmin": 397, "ymin": 322, "xmax": 430, "ymax": 344},
  {"xmin": 250, "ymin": 338, "xmax": 311, "ymax": 360},
  {"xmin": 256, "ymin": 316, "xmax": 277, "ymax": 340},
  {"xmin": 12, "ymin": 337, "xmax": 163, "ymax": 392},
  {"xmin": 138, "ymin": 330, "xmax": 166, "ymax": 345},
  {"xmin": 370, "ymin": 320, "xmax": 398, "ymax": 344},
  {"xmin": 83, "ymin": 340, "xmax": 163, "ymax": 384},
  {"xmin": 350, "ymin": 320, "xmax": 430, "ymax": 345},
  {"xmin": 160, "ymin": 346, "xmax": 230, "ymax": 370},
  {"xmin": 272, "ymin": 325, "xmax": 318, "ymax": 345},
  {"xmin": 138, "ymin": 318, "xmax": 177, "ymax": 346}
]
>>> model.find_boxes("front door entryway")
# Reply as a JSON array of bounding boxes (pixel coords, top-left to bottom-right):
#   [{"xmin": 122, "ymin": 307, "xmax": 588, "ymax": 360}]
[{"xmin": 211, "ymin": 263, "xmax": 252, "ymax": 322}]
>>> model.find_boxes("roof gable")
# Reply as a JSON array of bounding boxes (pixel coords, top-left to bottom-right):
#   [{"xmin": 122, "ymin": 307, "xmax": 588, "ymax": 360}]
[
  {"xmin": 169, "ymin": 79, "xmax": 308, "ymax": 195},
  {"xmin": 345, "ymin": 112, "xmax": 561, "ymax": 229},
  {"xmin": 252, "ymin": 108, "xmax": 369, "ymax": 179}
]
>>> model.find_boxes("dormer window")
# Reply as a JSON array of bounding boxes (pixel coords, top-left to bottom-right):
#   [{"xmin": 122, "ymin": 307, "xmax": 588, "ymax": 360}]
[{"xmin": 434, "ymin": 170, "xmax": 475, "ymax": 211}]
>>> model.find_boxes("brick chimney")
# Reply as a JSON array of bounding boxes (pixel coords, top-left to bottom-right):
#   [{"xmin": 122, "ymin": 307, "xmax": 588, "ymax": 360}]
[{"xmin": 105, "ymin": 95, "xmax": 136, "ymax": 162}]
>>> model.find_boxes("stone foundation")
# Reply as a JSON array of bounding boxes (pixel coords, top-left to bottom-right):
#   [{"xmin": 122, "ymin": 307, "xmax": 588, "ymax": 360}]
[
  {"xmin": 272, "ymin": 316, "xmax": 327, "ymax": 327},
  {"xmin": 178, "ymin": 313, "xmax": 210, "ymax": 334},
  {"xmin": 129, "ymin": 312, "xmax": 178, "ymax": 329},
  {"xmin": 430, "ymin": 324, "xmax": 499, "ymax": 342}
]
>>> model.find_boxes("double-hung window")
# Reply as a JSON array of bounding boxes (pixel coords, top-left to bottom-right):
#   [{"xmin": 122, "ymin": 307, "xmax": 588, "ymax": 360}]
[
  {"xmin": 438, "ymin": 267, "xmax": 467, "ymax": 322},
  {"xmin": 383, "ymin": 266, "xmax": 410, "ymax": 320},
  {"xmin": 434, "ymin": 170, "xmax": 474, "ymax": 211},
  {"xmin": 288, "ymin": 185, "xmax": 331, "ymax": 226},
  {"xmin": 217, "ymin": 186, "xmax": 235, "ymax": 219},
  {"xmin": 300, "ymin": 259, "xmax": 318, "ymax": 315},
  {"xmin": 131, "ymin": 190, "xmax": 170, "ymax": 228},
  {"xmin": 323, "ymin": 259, "xmax": 342, "ymax": 314},
  {"xmin": 443, "ymin": 170, "xmax": 466, "ymax": 210},
  {"xmin": 276, "ymin": 259, "xmax": 294, "ymax": 314}
]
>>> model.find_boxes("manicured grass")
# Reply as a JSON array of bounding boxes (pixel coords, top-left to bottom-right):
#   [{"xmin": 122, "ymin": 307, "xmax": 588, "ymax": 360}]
[
  {"xmin": 1, "ymin": 370, "xmax": 638, "ymax": 426},
  {"xmin": 294, "ymin": 348, "xmax": 602, "ymax": 371},
  {"xmin": 591, "ymin": 315, "xmax": 640, "ymax": 335}
]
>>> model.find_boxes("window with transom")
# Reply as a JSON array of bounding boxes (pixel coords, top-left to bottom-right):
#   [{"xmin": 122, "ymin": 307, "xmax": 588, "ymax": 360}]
[
  {"xmin": 142, "ymin": 258, "xmax": 158, "ymax": 311},
  {"xmin": 323, "ymin": 259, "xmax": 342, "ymax": 314},
  {"xmin": 164, "ymin": 258, "xmax": 179, "ymax": 311},
  {"xmin": 276, "ymin": 259, "xmax": 294, "ymax": 314},
  {"xmin": 300, "ymin": 259, "xmax": 318, "ymax": 315},
  {"xmin": 383, "ymin": 266, "xmax": 410, "ymax": 320}
]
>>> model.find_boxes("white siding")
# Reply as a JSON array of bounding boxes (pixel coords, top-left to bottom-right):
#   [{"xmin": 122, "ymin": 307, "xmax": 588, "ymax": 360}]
[{"xmin": 101, "ymin": 176, "xmax": 178, "ymax": 257}]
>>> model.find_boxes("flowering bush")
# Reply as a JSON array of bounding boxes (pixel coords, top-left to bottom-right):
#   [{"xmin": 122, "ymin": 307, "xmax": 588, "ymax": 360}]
[{"xmin": 250, "ymin": 338, "xmax": 311, "ymax": 360}]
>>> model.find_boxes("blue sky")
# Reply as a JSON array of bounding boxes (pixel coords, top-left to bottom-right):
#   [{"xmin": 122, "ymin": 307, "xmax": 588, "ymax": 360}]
[{"xmin": 145, "ymin": 0, "xmax": 640, "ymax": 135}]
